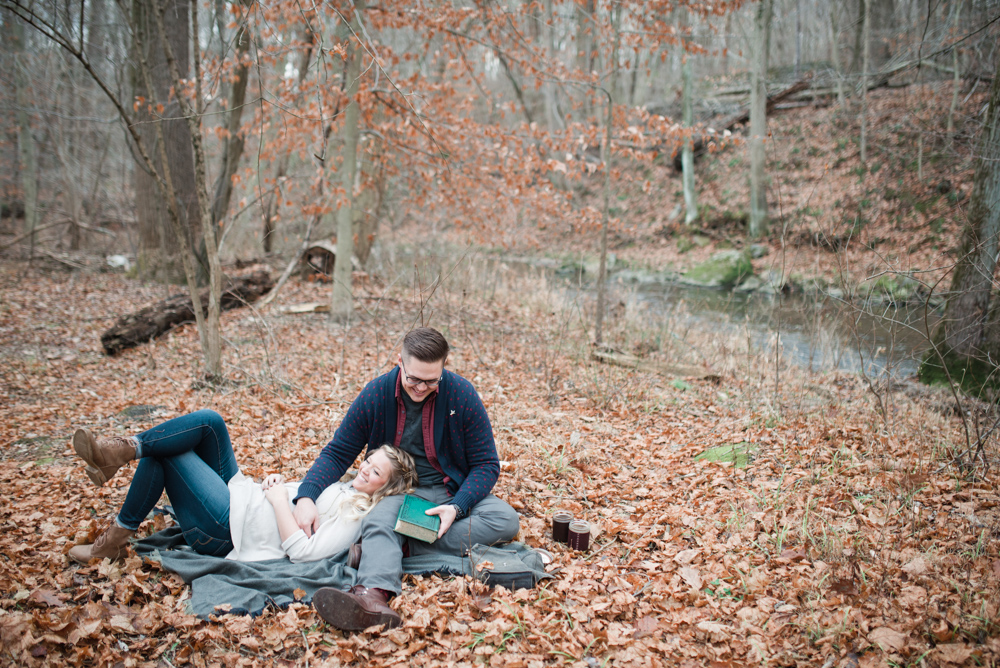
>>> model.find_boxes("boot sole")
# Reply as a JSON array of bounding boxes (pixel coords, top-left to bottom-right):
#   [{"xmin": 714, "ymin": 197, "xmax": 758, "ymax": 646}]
[
  {"xmin": 313, "ymin": 588, "xmax": 401, "ymax": 631},
  {"xmin": 73, "ymin": 428, "xmax": 107, "ymax": 487}
]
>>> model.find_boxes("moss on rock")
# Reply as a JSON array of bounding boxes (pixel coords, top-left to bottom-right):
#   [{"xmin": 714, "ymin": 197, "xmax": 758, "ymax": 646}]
[{"xmin": 681, "ymin": 250, "xmax": 754, "ymax": 289}]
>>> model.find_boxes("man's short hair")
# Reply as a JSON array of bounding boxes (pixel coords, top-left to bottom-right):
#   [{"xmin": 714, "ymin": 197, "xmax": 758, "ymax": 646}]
[{"xmin": 402, "ymin": 327, "xmax": 449, "ymax": 363}]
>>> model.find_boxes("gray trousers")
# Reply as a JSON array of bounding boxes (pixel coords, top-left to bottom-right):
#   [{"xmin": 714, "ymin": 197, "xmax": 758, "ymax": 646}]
[{"xmin": 356, "ymin": 485, "xmax": 520, "ymax": 594}]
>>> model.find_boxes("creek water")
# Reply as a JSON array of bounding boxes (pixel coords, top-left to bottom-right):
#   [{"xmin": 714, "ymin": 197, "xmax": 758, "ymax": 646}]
[
  {"xmin": 381, "ymin": 248, "xmax": 939, "ymax": 378},
  {"xmin": 594, "ymin": 276, "xmax": 940, "ymax": 378}
]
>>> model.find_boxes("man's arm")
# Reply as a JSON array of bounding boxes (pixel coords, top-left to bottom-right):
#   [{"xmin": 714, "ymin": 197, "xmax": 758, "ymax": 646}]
[
  {"xmin": 446, "ymin": 384, "xmax": 501, "ymax": 516},
  {"xmin": 292, "ymin": 379, "xmax": 381, "ymax": 532}
]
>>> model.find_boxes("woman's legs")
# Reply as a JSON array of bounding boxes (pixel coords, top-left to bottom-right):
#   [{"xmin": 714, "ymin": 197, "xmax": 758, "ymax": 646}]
[
  {"xmin": 113, "ymin": 410, "xmax": 237, "ymax": 556},
  {"xmin": 135, "ymin": 409, "xmax": 239, "ymax": 480}
]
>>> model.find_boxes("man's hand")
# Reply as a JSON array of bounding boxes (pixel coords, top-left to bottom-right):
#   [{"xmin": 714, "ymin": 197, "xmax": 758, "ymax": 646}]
[
  {"xmin": 425, "ymin": 504, "xmax": 459, "ymax": 539},
  {"xmin": 292, "ymin": 497, "xmax": 320, "ymax": 537}
]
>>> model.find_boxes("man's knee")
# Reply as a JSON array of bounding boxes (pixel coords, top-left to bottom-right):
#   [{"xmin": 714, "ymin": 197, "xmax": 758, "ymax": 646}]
[
  {"xmin": 473, "ymin": 498, "xmax": 520, "ymax": 540},
  {"xmin": 494, "ymin": 504, "xmax": 520, "ymax": 541}
]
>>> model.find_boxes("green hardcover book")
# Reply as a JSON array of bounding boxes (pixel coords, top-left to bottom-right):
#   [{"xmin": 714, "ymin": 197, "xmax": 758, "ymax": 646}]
[{"xmin": 394, "ymin": 494, "xmax": 441, "ymax": 544}]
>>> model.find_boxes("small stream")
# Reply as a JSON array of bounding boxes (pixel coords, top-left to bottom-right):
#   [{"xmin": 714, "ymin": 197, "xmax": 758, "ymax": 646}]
[
  {"xmin": 382, "ymin": 248, "xmax": 941, "ymax": 378},
  {"xmin": 609, "ymin": 279, "xmax": 940, "ymax": 378}
]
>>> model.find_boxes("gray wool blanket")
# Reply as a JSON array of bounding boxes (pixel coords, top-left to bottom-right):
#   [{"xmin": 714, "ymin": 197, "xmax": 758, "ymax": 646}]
[{"xmin": 134, "ymin": 527, "xmax": 551, "ymax": 618}]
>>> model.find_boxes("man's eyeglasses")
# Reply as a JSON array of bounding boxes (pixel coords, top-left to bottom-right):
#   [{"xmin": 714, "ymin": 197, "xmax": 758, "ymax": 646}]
[{"xmin": 400, "ymin": 361, "xmax": 442, "ymax": 388}]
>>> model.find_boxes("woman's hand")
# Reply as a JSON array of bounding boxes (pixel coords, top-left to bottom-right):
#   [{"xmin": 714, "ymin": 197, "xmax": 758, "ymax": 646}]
[
  {"xmin": 262, "ymin": 473, "xmax": 285, "ymax": 490},
  {"xmin": 263, "ymin": 475, "xmax": 289, "ymax": 505}
]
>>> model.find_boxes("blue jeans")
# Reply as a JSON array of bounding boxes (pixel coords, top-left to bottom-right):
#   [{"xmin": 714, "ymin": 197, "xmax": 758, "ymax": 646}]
[{"xmin": 116, "ymin": 409, "xmax": 237, "ymax": 556}]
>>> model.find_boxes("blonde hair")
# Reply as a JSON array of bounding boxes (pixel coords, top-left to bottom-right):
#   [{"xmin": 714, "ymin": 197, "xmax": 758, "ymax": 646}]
[{"xmin": 338, "ymin": 444, "xmax": 418, "ymax": 521}]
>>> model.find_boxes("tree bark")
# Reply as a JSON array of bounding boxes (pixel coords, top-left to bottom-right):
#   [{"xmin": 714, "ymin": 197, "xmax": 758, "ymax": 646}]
[
  {"xmin": 921, "ymin": 50, "xmax": 1000, "ymax": 392},
  {"xmin": 10, "ymin": 17, "xmax": 39, "ymax": 255},
  {"xmin": 576, "ymin": 0, "xmax": 595, "ymax": 120},
  {"xmin": 850, "ymin": 0, "xmax": 864, "ymax": 73},
  {"xmin": 828, "ymin": 3, "xmax": 846, "ymax": 108},
  {"xmin": 152, "ymin": 0, "xmax": 225, "ymax": 377},
  {"xmin": 330, "ymin": 0, "xmax": 364, "ymax": 322},
  {"xmin": 131, "ymin": 0, "xmax": 199, "ymax": 283},
  {"xmin": 210, "ymin": 0, "xmax": 253, "ymax": 229},
  {"xmin": 595, "ymin": 2, "xmax": 621, "ymax": 346},
  {"xmin": 681, "ymin": 48, "xmax": 698, "ymax": 225},
  {"xmin": 543, "ymin": 0, "xmax": 565, "ymax": 132},
  {"xmin": 947, "ymin": 0, "xmax": 962, "ymax": 135},
  {"xmin": 261, "ymin": 30, "xmax": 314, "ymax": 254},
  {"xmin": 749, "ymin": 0, "xmax": 772, "ymax": 239},
  {"xmin": 859, "ymin": 0, "xmax": 871, "ymax": 164}
]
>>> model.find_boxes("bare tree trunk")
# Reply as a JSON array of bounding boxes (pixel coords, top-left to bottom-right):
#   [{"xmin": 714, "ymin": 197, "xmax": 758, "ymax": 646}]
[
  {"xmin": 576, "ymin": 0, "xmax": 595, "ymax": 120},
  {"xmin": 152, "ymin": 0, "xmax": 226, "ymax": 377},
  {"xmin": 10, "ymin": 18, "xmax": 39, "ymax": 255},
  {"xmin": 595, "ymin": 1, "xmax": 621, "ymax": 346},
  {"xmin": 210, "ymin": 0, "xmax": 253, "ymax": 228},
  {"xmin": 261, "ymin": 30, "xmax": 314, "ymax": 254},
  {"xmin": 828, "ymin": 3, "xmax": 846, "ymax": 108},
  {"xmin": 850, "ymin": 0, "xmax": 864, "ymax": 74},
  {"xmin": 794, "ymin": 0, "xmax": 801, "ymax": 79},
  {"xmin": 859, "ymin": 0, "xmax": 871, "ymax": 164},
  {"xmin": 749, "ymin": 0, "xmax": 772, "ymax": 239},
  {"xmin": 543, "ymin": 0, "xmax": 565, "ymax": 132},
  {"xmin": 947, "ymin": 0, "xmax": 963, "ymax": 135},
  {"xmin": 921, "ymin": 50, "xmax": 1000, "ymax": 391},
  {"xmin": 330, "ymin": 0, "xmax": 364, "ymax": 322},
  {"xmin": 352, "ymin": 131, "xmax": 383, "ymax": 269},
  {"xmin": 681, "ymin": 48, "xmax": 698, "ymax": 226},
  {"xmin": 132, "ymin": 0, "xmax": 199, "ymax": 283}
]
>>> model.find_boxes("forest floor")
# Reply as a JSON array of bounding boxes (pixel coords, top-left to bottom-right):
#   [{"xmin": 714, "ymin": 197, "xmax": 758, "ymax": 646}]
[{"xmin": 1, "ymin": 248, "xmax": 998, "ymax": 667}]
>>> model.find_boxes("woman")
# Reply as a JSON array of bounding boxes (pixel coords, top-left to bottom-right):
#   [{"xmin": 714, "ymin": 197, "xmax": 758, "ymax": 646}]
[{"xmin": 68, "ymin": 409, "xmax": 417, "ymax": 564}]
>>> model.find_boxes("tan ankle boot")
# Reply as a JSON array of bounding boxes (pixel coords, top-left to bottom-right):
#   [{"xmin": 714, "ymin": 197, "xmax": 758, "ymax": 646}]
[
  {"xmin": 68, "ymin": 524, "xmax": 136, "ymax": 564},
  {"xmin": 73, "ymin": 428, "xmax": 136, "ymax": 486}
]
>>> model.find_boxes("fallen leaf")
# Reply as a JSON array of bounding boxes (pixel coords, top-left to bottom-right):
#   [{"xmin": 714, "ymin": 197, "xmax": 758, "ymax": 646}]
[
  {"xmin": 933, "ymin": 643, "xmax": 975, "ymax": 664},
  {"xmin": 897, "ymin": 585, "xmax": 927, "ymax": 609},
  {"xmin": 777, "ymin": 548, "xmax": 807, "ymax": 563},
  {"xmin": 28, "ymin": 589, "xmax": 66, "ymax": 607},
  {"xmin": 108, "ymin": 615, "xmax": 135, "ymax": 634},
  {"xmin": 679, "ymin": 566, "xmax": 702, "ymax": 591},
  {"xmin": 674, "ymin": 548, "xmax": 700, "ymax": 565},
  {"xmin": 902, "ymin": 556, "xmax": 930, "ymax": 576},
  {"xmin": 697, "ymin": 620, "xmax": 730, "ymax": 641},
  {"xmin": 634, "ymin": 616, "xmax": 659, "ymax": 639},
  {"xmin": 868, "ymin": 627, "xmax": 907, "ymax": 652}
]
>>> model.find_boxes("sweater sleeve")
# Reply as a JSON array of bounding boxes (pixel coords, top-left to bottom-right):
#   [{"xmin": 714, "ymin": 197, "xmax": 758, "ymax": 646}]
[
  {"xmin": 449, "ymin": 385, "xmax": 501, "ymax": 513},
  {"xmin": 294, "ymin": 379, "xmax": 380, "ymax": 503},
  {"xmin": 281, "ymin": 515, "xmax": 362, "ymax": 563},
  {"xmin": 282, "ymin": 484, "xmax": 364, "ymax": 562}
]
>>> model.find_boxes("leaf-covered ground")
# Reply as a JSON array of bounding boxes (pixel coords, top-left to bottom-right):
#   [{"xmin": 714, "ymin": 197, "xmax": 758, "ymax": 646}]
[
  {"xmin": 1, "ymin": 258, "xmax": 998, "ymax": 668},
  {"xmin": 415, "ymin": 83, "xmax": 986, "ymax": 298}
]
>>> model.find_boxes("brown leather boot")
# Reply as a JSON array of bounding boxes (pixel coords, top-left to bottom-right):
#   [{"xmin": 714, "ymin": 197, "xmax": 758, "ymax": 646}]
[
  {"xmin": 73, "ymin": 428, "xmax": 136, "ymax": 486},
  {"xmin": 347, "ymin": 542, "xmax": 362, "ymax": 570},
  {"xmin": 313, "ymin": 585, "xmax": 401, "ymax": 631},
  {"xmin": 68, "ymin": 524, "xmax": 136, "ymax": 564}
]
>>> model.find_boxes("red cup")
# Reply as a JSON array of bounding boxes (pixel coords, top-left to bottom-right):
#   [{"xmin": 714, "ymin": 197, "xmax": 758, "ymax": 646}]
[
  {"xmin": 568, "ymin": 520, "xmax": 590, "ymax": 551},
  {"xmin": 552, "ymin": 511, "xmax": 573, "ymax": 544}
]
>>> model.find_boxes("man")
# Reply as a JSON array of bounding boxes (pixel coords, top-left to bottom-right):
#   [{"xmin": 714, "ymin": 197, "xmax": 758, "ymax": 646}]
[{"xmin": 293, "ymin": 327, "xmax": 520, "ymax": 630}]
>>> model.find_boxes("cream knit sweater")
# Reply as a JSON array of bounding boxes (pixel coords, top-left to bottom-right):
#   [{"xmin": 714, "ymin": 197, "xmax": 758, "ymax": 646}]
[{"xmin": 225, "ymin": 472, "xmax": 364, "ymax": 562}]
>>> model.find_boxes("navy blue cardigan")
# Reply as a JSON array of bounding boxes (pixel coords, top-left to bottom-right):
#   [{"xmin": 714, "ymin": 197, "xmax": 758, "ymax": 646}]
[{"xmin": 294, "ymin": 367, "xmax": 500, "ymax": 514}]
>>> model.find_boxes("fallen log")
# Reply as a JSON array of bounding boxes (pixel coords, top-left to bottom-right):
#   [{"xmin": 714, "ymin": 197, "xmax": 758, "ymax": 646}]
[
  {"xmin": 591, "ymin": 349, "xmax": 715, "ymax": 379},
  {"xmin": 673, "ymin": 78, "xmax": 811, "ymax": 171},
  {"xmin": 100, "ymin": 269, "xmax": 274, "ymax": 355}
]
